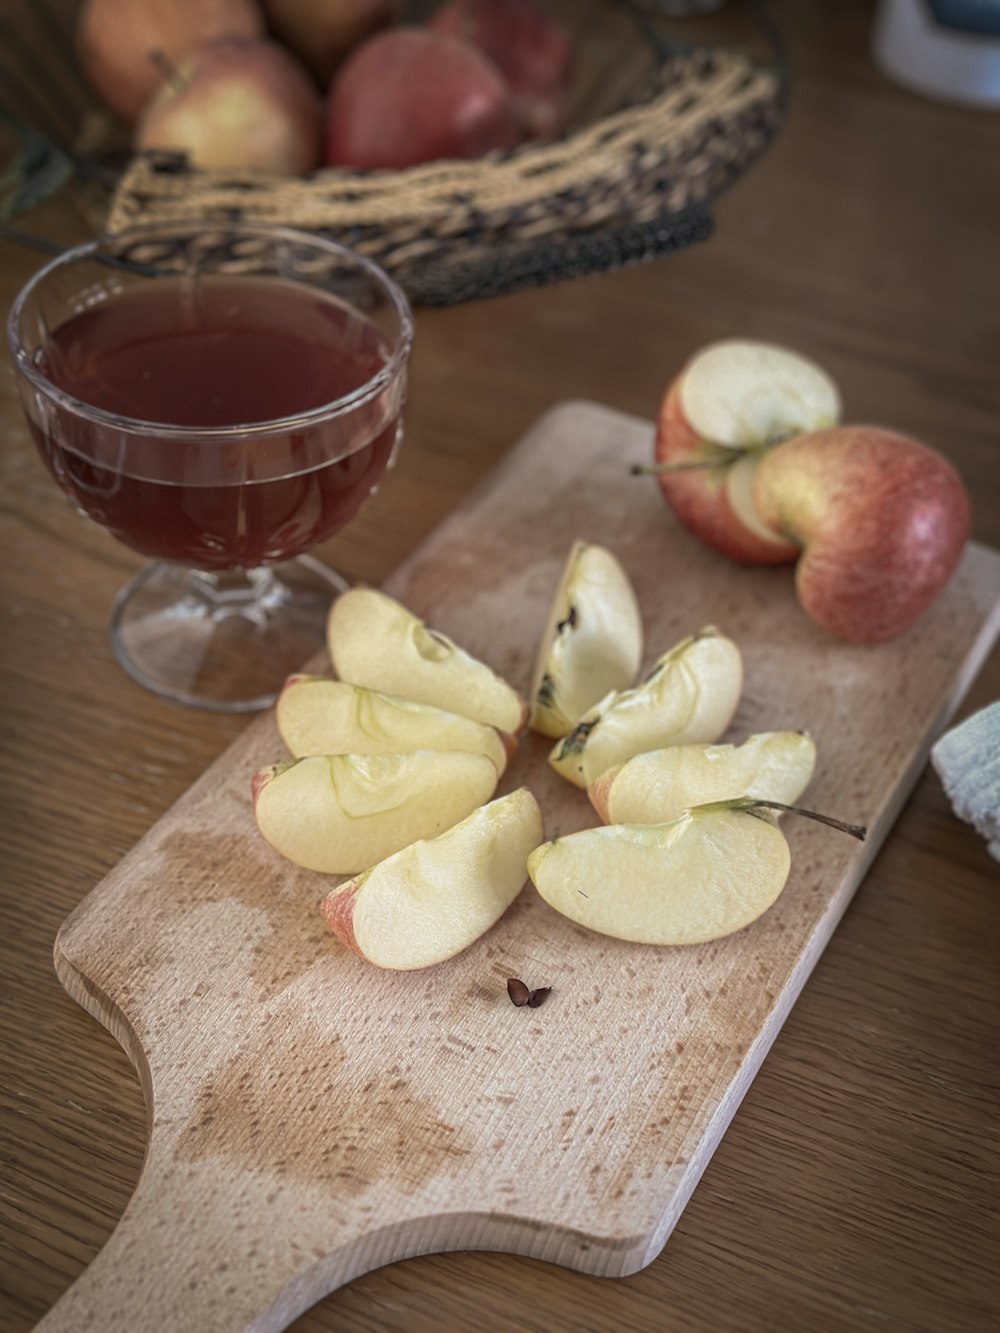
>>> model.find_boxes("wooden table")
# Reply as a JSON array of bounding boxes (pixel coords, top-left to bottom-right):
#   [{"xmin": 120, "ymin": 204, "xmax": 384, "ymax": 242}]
[{"xmin": 2, "ymin": 2, "xmax": 998, "ymax": 1329}]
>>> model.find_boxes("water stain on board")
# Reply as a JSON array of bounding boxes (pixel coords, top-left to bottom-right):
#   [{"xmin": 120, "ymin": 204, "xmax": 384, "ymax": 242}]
[
  {"xmin": 157, "ymin": 828, "xmax": 339, "ymax": 999},
  {"xmin": 176, "ymin": 1005, "xmax": 472, "ymax": 1196}
]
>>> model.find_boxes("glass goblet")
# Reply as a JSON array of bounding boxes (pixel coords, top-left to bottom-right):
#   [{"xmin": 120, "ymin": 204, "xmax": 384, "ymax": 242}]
[{"xmin": 8, "ymin": 221, "xmax": 413, "ymax": 712}]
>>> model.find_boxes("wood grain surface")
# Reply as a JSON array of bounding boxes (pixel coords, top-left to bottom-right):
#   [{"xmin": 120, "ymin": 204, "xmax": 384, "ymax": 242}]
[
  {"xmin": 39, "ymin": 403, "xmax": 1000, "ymax": 1331},
  {"xmin": 3, "ymin": 3, "xmax": 1000, "ymax": 1332}
]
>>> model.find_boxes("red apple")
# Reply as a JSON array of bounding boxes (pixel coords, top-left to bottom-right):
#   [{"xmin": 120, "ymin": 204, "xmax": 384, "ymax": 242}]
[
  {"xmin": 651, "ymin": 339, "xmax": 842, "ymax": 565},
  {"xmin": 77, "ymin": 0, "xmax": 264, "ymax": 123},
  {"xmin": 753, "ymin": 426, "xmax": 971, "ymax": 644},
  {"xmin": 260, "ymin": 0, "xmax": 403, "ymax": 83},
  {"xmin": 135, "ymin": 37, "xmax": 324, "ymax": 175},
  {"xmin": 325, "ymin": 27, "xmax": 518, "ymax": 170},
  {"xmin": 427, "ymin": 0, "xmax": 573, "ymax": 140}
]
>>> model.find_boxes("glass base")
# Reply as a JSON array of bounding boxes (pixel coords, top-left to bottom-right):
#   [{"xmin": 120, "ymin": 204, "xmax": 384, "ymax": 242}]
[{"xmin": 109, "ymin": 556, "xmax": 349, "ymax": 712}]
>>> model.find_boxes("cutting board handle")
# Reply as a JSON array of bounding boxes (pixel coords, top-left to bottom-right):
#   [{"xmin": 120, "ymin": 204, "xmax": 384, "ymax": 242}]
[{"xmin": 34, "ymin": 1155, "xmax": 320, "ymax": 1332}]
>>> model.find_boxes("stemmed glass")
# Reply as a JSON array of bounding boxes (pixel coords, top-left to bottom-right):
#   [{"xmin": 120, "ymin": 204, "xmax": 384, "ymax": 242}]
[{"xmin": 8, "ymin": 221, "xmax": 413, "ymax": 712}]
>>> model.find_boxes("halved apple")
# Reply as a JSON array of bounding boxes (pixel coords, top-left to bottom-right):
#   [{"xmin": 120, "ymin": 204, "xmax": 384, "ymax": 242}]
[
  {"xmin": 548, "ymin": 627, "xmax": 743, "ymax": 790},
  {"xmin": 328, "ymin": 588, "xmax": 527, "ymax": 735},
  {"xmin": 528, "ymin": 801, "xmax": 791, "ymax": 945},
  {"xmin": 321, "ymin": 788, "xmax": 544, "ymax": 969},
  {"xmin": 252, "ymin": 749, "xmax": 499, "ymax": 874},
  {"xmin": 589, "ymin": 730, "xmax": 816, "ymax": 825},
  {"xmin": 529, "ymin": 540, "xmax": 643, "ymax": 739},
  {"xmin": 650, "ymin": 340, "xmax": 841, "ymax": 565},
  {"xmin": 277, "ymin": 675, "xmax": 511, "ymax": 774}
]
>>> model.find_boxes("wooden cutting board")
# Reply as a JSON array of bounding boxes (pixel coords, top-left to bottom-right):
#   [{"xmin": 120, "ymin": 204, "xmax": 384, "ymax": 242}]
[{"xmin": 43, "ymin": 402, "xmax": 1000, "ymax": 1332}]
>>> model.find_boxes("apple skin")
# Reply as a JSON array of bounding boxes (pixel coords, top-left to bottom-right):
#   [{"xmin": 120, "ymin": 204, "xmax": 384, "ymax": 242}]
[
  {"xmin": 261, "ymin": 0, "xmax": 403, "ymax": 83},
  {"xmin": 753, "ymin": 426, "xmax": 972, "ymax": 644},
  {"xmin": 426, "ymin": 0, "xmax": 574, "ymax": 140},
  {"xmin": 325, "ymin": 27, "xmax": 518, "ymax": 170},
  {"xmin": 135, "ymin": 38, "xmax": 324, "ymax": 175},
  {"xmin": 77, "ymin": 0, "xmax": 264, "ymax": 123},
  {"xmin": 653, "ymin": 379, "xmax": 800, "ymax": 566}
]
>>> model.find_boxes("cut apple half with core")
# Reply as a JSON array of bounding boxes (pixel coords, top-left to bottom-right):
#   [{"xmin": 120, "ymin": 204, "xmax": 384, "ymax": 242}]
[
  {"xmin": 321, "ymin": 788, "xmax": 544, "ymax": 970},
  {"xmin": 679, "ymin": 339, "xmax": 841, "ymax": 450},
  {"xmin": 648, "ymin": 340, "xmax": 841, "ymax": 565},
  {"xmin": 549, "ymin": 627, "xmax": 743, "ymax": 790},
  {"xmin": 252, "ymin": 748, "xmax": 499, "ymax": 874},
  {"xmin": 529, "ymin": 540, "xmax": 643, "ymax": 738},
  {"xmin": 277, "ymin": 676, "xmax": 511, "ymax": 774},
  {"xmin": 328, "ymin": 588, "xmax": 527, "ymax": 734},
  {"xmin": 589, "ymin": 730, "xmax": 817, "ymax": 825}
]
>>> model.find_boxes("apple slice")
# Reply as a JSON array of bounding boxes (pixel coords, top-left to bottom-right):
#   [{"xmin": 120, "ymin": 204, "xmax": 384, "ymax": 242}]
[
  {"xmin": 328, "ymin": 588, "xmax": 527, "ymax": 735},
  {"xmin": 321, "ymin": 788, "xmax": 544, "ymax": 969},
  {"xmin": 548, "ymin": 627, "xmax": 743, "ymax": 790},
  {"xmin": 648, "ymin": 340, "xmax": 841, "ymax": 565},
  {"xmin": 589, "ymin": 730, "xmax": 817, "ymax": 825},
  {"xmin": 530, "ymin": 802, "xmax": 793, "ymax": 944},
  {"xmin": 277, "ymin": 675, "xmax": 511, "ymax": 774},
  {"xmin": 252, "ymin": 749, "xmax": 499, "ymax": 875},
  {"xmin": 529, "ymin": 540, "xmax": 643, "ymax": 739}
]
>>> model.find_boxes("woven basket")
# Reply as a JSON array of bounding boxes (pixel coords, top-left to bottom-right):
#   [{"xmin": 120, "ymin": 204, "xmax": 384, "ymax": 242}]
[{"xmin": 106, "ymin": 23, "xmax": 784, "ymax": 306}]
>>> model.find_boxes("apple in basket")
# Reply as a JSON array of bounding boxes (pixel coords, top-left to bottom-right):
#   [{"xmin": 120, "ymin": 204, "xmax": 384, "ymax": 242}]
[
  {"xmin": 260, "ymin": 0, "xmax": 404, "ymax": 83},
  {"xmin": 135, "ymin": 37, "xmax": 324, "ymax": 175},
  {"xmin": 77, "ymin": 0, "xmax": 264, "ymax": 122},
  {"xmin": 325, "ymin": 27, "xmax": 518, "ymax": 170},
  {"xmin": 427, "ymin": 0, "xmax": 574, "ymax": 140}
]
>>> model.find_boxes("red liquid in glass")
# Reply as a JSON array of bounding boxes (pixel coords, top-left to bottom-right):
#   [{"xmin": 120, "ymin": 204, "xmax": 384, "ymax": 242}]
[{"xmin": 32, "ymin": 275, "xmax": 400, "ymax": 569}]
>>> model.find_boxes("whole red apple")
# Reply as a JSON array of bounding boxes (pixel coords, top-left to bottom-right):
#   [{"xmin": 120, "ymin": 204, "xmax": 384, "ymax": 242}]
[
  {"xmin": 135, "ymin": 37, "xmax": 324, "ymax": 175},
  {"xmin": 77, "ymin": 0, "xmax": 264, "ymax": 123},
  {"xmin": 325, "ymin": 27, "xmax": 518, "ymax": 170},
  {"xmin": 753, "ymin": 426, "xmax": 971, "ymax": 644},
  {"xmin": 427, "ymin": 0, "xmax": 573, "ymax": 140},
  {"xmin": 651, "ymin": 340, "xmax": 840, "ymax": 565},
  {"xmin": 260, "ymin": 0, "xmax": 403, "ymax": 83}
]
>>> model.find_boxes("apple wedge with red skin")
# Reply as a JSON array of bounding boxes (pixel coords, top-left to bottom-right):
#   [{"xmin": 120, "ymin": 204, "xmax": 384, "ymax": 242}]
[
  {"xmin": 321, "ymin": 788, "xmax": 543, "ymax": 970},
  {"xmin": 753, "ymin": 426, "xmax": 972, "ymax": 644},
  {"xmin": 651, "ymin": 340, "xmax": 841, "ymax": 566}
]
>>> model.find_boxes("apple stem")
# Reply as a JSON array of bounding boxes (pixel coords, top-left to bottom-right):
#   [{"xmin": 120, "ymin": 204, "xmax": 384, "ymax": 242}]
[
  {"xmin": 631, "ymin": 431, "xmax": 800, "ymax": 479},
  {"xmin": 630, "ymin": 456, "xmax": 741, "ymax": 477},
  {"xmin": 148, "ymin": 48, "xmax": 188, "ymax": 94},
  {"xmin": 749, "ymin": 800, "xmax": 867, "ymax": 840}
]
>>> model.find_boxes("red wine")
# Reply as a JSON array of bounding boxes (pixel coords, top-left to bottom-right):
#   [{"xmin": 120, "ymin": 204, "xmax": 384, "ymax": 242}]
[{"xmin": 30, "ymin": 275, "xmax": 403, "ymax": 568}]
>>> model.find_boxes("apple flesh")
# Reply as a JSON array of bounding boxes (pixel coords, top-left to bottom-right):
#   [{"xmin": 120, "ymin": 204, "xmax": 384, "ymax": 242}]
[
  {"xmin": 426, "ymin": 0, "xmax": 574, "ymax": 140},
  {"xmin": 261, "ymin": 0, "xmax": 402, "ymax": 83},
  {"xmin": 328, "ymin": 588, "xmax": 527, "ymax": 735},
  {"xmin": 549, "ymin": 627, "xmax": 743, "ymax": 790},
  {"xmin": 77, "ymin": 0, "xmax": 264, "ymax": 123},
  {"xmin": 325, "ymin": 27, "xmax": 518, "ymax": 170},
  {"xmin": 135, "ymin": 38, "xmax": 324, "ymax": 175},
  {"xmin": 321, "ymin": 787, "xmax": 543, "ymax": 969},
  {"xmin": 651, "ymin": 340, "xmax": 840, "ymax": 565},
  {"xmin": 252, "ymin": 749, "xmax": 499, "ymax": 874},
  {"xmin": 589, "ymin": 730, "xmax": 817, "ymax": 825},
  {"xmin": 276, "ymin": 675, "xmax": 511, "ymax": 774},
  {"xmin": 753, "ymin": 426, "xmax": 972, "ymax": 643},
  {"xmin": 529, "ymin": 540, "xmax": 643, "ymax": 739},
  {"xmin": 528, "ymin": 801, "xmax": 791, "ymax": 945}
]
